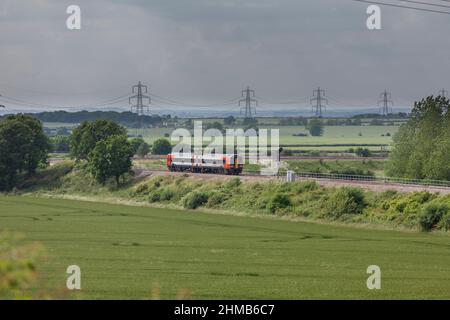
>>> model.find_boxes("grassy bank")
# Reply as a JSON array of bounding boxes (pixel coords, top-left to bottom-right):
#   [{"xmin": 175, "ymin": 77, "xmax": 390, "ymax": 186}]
[{"xmin": 16, "ymin": 162, "xmax": 450, "ymax": 232}]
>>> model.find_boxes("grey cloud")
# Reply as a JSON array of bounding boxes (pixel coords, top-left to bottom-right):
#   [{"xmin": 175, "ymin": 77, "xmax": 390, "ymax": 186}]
[{"xmin": 0, "ymin": 0, "xmax": 449, "ymax": 113}]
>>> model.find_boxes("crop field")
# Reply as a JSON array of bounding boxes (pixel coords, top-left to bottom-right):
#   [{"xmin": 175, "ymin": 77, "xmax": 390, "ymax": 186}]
[
  {"xmin": 42, "ymin": 121, "xmax": 398, "ymax": 150},
  {"xmin": 1, "ymin": 195, "xmax": 449, "ymax": 299},
  {"xmin": 42, "ymin": 122, "xmax": 78, "ymax": 129},
  {"xmin": 136, "ymin": 125, "xmax": 397, "ymax": 147}
]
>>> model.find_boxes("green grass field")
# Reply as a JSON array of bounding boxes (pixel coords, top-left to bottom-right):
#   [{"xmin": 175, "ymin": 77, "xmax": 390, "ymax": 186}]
[
  {"xmin": 43, "ymin": 121, "xmax": 398, "ymax": 153},
  {"xmin": 1, "ymin": 195, "xmax": 449, "ymax": 299},
  {"xmin": 134, "ymin": 125, "xmax": 398, "ymax": 147}
]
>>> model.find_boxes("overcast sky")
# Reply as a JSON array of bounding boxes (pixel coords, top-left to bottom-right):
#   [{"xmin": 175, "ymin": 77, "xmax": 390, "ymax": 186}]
[{"xmin": 0, "ymin": 0, "xmax": 449, "ymax": 114}]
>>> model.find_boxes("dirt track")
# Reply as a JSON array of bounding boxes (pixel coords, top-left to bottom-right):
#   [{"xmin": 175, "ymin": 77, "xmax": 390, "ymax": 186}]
[{"xmin": 134, "ymin": 169, "xmax": 450, "ymax": 195}]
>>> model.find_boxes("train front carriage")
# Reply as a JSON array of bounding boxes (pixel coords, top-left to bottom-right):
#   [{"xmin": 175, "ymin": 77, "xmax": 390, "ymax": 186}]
[{"xmin": 166, "ymin": 153, "xmax": 243, "ymax": 175}]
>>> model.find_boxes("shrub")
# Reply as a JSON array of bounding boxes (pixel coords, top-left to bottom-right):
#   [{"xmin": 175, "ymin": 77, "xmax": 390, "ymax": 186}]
[
  {"xmin": 293, "ymin": 180, "xmax": 318, "ymax": 193},
  {"xmin": 207, "ymin": 192, "xmax": 227, "ymax": 207},
  {"xmin": 0, "ymin": 232, "xmax": 45, "ymax": 299},
  {"xmin": 160, "ymin": 188, "xmax": 175, "ymax": 201},
  {"xmin": 419, "ymin": 203, "xmax": 448, "ymax": 231},
  {"xmin": 151, "ymin": 138, "xmax": 172, "ymax": 155},
  {"xmin": 224, "ymin": 178, "xmax": 241, "ymax": 189},
  {"xmin": 438, "ymin": 212, "xmax": 450, "ymax": 231},
  {"xmin": 183, "ymin": 192, "xmax": 209, "ymax": 209},
  {"xmin": 376, "ymin": 189, "xmax": 399, "ymax": 210},
  {"xmin": 149, "ymin": 191, "xmax": 161, "ymax": 203},
  {"xmin": 134, "ymin": 182, "xmax": 150, "ymax": 195},
  {"xmin": 267, "ymin": 193, "xmax": 292, "ymax": 214},
  {"xmin": 325, "ymin": 187, "xmax": 366, "ymax": 219},
  {"xmin": 355, "ymin": 147, "xmax": 372, "ymax": 157}
]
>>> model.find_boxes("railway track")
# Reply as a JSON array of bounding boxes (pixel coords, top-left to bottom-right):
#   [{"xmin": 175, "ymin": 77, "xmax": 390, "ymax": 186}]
[
  {"xmin": 138, "ymin": 155, "xmax": 388, "ymax": 161},
  {"xmin": 133, "ymin": 168, "xmax": 450, "ymax": 195}
]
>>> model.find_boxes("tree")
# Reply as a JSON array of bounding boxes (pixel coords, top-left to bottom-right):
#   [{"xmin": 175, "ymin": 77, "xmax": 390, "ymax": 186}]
[
  {"xmin": 70, "ymin": 120, "xmax": 127, "ymax": 160},
  {"xmin": 129, "ymin": 137, "xmax": 145, "ymax": 154},
  {"xmin": 224, "ymin": 116, "xmax": 236, "ymax": 126},
  {"xmin": 136, "ymin": 142, "xmax": 150, "ymax": 158},
  {"xmin": 151, "ymin": 138, "xmax": 172, "ymax": 155},
  {"xmin": 88, "ymin": 135, "xmax": 134, "ymax": 186},
  {"xmin": 51, "ymin": 135, "xmax": 71, "ymax": 153},
  {"xmin": 355, "ymin": 147, "xmax": 372, "ymax": 158},
  {"xmin": 0, "ymin": 115, "xmax": 51, "ymax": 190},
  {"xmin": 242, "ymin": 117, "xmax": 258, "ymax": 127},
  {"xmin": 205, "ymin": 121, "xmax": 224, "ymax": 133},
  {"xmin": 387, "ymin": 96, "xmax": 450, "ymax": 179},
  {"xmin": 307, "ymin": 119, "xmax": 324, "ymax": 136}
]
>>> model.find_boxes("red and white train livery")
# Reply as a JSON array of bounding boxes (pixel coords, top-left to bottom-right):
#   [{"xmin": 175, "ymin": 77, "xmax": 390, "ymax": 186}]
[{"xmin": 166, "ymin": 153, "xmax": 244, "ymax": 175}]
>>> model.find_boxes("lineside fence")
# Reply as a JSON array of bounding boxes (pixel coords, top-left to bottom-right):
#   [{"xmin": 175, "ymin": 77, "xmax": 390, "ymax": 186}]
[{"xmin": 276, "ymin": 171, "xmax": 450, "ymax": 188}]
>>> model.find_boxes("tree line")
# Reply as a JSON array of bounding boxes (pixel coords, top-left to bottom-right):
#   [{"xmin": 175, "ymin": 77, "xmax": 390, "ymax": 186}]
[{"xmin": 0, "ymin": 111, "xmax": 172, "ymax": 128}]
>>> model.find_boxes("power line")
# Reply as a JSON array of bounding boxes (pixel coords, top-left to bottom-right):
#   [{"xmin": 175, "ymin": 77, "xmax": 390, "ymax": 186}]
[
  {"xmin": 310, "ymin": 87, "xmax": 328, "ymax": 118},
  {"xmin": 239, "ymin": 86, "xmax": 258, "ymax": 119},
  {"xmin": 396, "ymin": 0, "xmax": 450, "ymax": 9},
  {"xmin": 0, "ymin": 81, "xmax": 130, "ymax": 96},
  {"xmin": 75, "ymin": 93, "xmax": 130, "ymax": 108},
  {"xmin": 0, "ymin": 92, "xmax": 131, "ymax": 110},
  {"xmin": 255, "ymin": 96, "xmax": 311, "ymax": 105},
  {"xmin": 150, "ymin": 93, "xmax": 241, "ymax": 108},
  {"xmin": 0, "ymin": 95, "xmax": 62, "ymax": 109},
  {"xmin": 351, "ymin": 0, "xmax": 450, "ymax": 15}
]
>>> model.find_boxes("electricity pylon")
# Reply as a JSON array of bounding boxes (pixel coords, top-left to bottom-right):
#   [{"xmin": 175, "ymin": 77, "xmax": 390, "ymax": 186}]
[
  {"xmin": 378, "ymin": 90, "xmax": 393, "ymax": 116},
  {"xmin": 129, "ymin": 81, "xmax": 151, "ymax": 116},
  {"xmin": 239, "ymin": 86, "xmax": 258, "ymax": 119},
  {"xmin": 438, "ymin": 89, "xmax": 448, "ymax": 98},
  {"xmin": 310, "ymin": 87, "xmax": 327, "ymax": 118}
]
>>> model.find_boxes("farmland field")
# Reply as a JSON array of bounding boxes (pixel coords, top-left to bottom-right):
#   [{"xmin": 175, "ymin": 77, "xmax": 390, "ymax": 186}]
[
  {"xmin": 1, "ymin": 195, "xmax": 449, "ymax": 299},
  {"xmin": 136, "ymin": 125, "xmax": 398, "ymax": 146},
  {"xmin": 42, "ymin": 121, "xmax": 398, "ymax": 149}
]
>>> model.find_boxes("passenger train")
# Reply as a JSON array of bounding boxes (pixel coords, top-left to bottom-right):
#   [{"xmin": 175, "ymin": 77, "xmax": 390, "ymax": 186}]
[{"xmin": 166, "ymin": 153, "xmax": 244, "ymax": 175}]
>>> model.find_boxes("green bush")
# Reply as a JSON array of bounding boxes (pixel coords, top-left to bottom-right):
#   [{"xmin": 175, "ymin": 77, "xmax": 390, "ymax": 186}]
[
  {"xmin": 267, "ymin": 193, "xmax": 292, "ymax": 214},
  {"xmin": 160, "ymin": 188, "xmax": 175, "ymax": 201},
  {"xmin": 419, "ymin": 203, "xmax": 448, "ymax": 231},
  {"xmin": 183, "ymin": 192, "xmax": 209, "ymax": 209},
  {"xmin": 151, "ymin": 138, "xmax": 172, "ymax": 155},
  {"xmin": 207, "ymin": 192, "xmax": 227, "ymax": 207},
  {"xmin": 438, "ymin": 212, "xmax": 450, "ymax": 231},
  {"xmin": 149, "ymin": 191, "xmax": 161, "ymax": 203},
  {"xmin": 325, "ymin": 187, "xmax": 366, "ymax": 219},
  {"xmin": 223, "ymin": 178, "xmax": 241, "ymax": 189},
  {"xmin": 0, "ymin": 232, "xmax": 45, "ymax": 299}
]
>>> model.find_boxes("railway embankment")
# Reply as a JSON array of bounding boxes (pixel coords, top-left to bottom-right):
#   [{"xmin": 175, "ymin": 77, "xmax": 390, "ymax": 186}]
[{"xmin": 9, "ymin": 161, "xmax": 450, "ymax": 233}]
